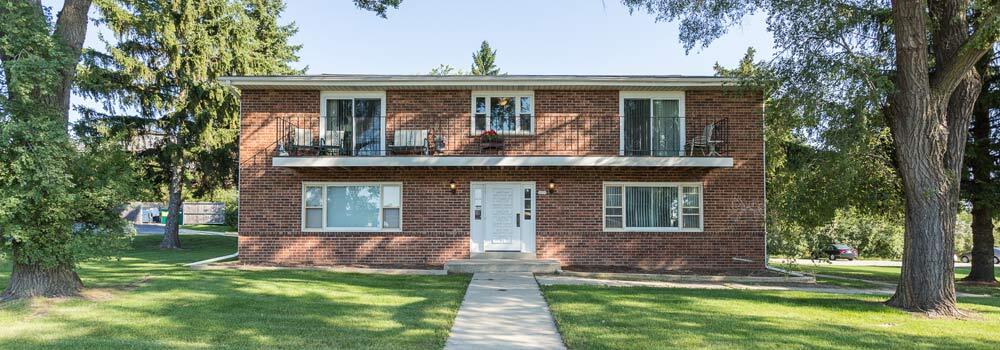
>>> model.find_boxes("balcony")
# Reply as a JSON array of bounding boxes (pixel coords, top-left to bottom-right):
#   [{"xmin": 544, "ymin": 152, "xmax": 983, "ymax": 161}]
[{"xmin": 270, "ymin": 115, "xmax": 732, "ymax": 167}]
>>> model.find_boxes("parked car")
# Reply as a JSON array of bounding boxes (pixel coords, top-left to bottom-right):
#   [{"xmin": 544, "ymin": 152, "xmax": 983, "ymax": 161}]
[
  {"xmin": 813, "ymin": 244, "xmax": 858, "ymax": 261},
  {"xmin": 958, "ymin": 247, "xmax": 1000, "ymax": 264}
]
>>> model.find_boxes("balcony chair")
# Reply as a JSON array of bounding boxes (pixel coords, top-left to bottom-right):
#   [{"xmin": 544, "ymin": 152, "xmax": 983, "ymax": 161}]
[
  {"xmin": 287, "ymin": 128, "xmax": 315, "ymax": 156},
  {"xmin": 319, "ymin": 130, "xmax": 345, "ymax": 156},
  {"xmin": 388, "ymin": 129, "xmax": 429, "ymax": 155},
  {"xmin": 686, "ymin": 122, "xmax": 725, "ymax": 156}
]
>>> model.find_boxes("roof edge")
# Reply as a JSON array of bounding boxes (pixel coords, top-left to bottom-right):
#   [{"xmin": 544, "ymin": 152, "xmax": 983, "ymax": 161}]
[{"xmin": 219, "ymin": 74, "xmax": 739, "ymax": 89}]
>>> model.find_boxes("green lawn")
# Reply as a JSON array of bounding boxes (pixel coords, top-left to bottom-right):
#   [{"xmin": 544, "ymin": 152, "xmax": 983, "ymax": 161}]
[
  {"xmin": 0, "ymin": 235, "xmax": 470, "ymax": 349},
  {"xmin": 180, "ymin": 224, "xmax": 237, "ymax": 233},
  {"xmin": 776, "ymin": 263, "xmax": 1000, "ymax": 296},
  {"xmin": 542, "ymin": 285, "xmax": 1000, "ymax": 349}
]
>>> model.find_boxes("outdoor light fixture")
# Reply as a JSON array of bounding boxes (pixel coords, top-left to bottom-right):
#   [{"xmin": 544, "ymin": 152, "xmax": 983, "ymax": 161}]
[
  {"xmin": 449, "ymin": 179, "xmax": 457, "ymax": 194},
  {"xmin": 548, "ymin": 180, "xmax": 557, "ymax": 193}
]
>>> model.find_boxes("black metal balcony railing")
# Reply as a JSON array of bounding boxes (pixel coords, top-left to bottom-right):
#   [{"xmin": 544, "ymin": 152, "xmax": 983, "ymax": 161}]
[{"xmin": 273, "ymin": 115, "xmax": 729, "ymax": 158}]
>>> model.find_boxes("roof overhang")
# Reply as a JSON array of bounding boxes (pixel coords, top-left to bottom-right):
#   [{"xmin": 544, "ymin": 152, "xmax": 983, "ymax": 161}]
[
  {"xmin": 220, "ymin": 74, "xmax": 739, "ymax": 91},
  {"xmin": 272, "ymin": 156, "xmax": 734, "ymax": 168}
]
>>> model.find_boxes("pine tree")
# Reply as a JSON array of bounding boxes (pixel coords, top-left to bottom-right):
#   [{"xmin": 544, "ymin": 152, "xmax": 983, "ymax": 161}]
[
  {"xmin": 78, "ymin": 0, "xmax": 303, "ymax": 249},
  {"xmin": 471, "ymin": 41, "xmax": 501, "ymax": 76}
]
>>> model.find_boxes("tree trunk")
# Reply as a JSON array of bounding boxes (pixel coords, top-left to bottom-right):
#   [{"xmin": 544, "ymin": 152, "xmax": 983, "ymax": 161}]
[
  {"xmin": 1, "ymin": 244, "xmax": 82, "ymax": 301},
  {"xmin": 964, "ymin": 58, "xmax": 997, "ymax": 283},
  {"xmin": 885, "ymin": 0, "xmax": 962, "ymax": 316},
  {"xmin": 161, "ymin": 154, "xmax": 184, "ymax": 249},
  {"xmin": 51, "ymin": 0, "xmax": 93, "ymax": 125}
]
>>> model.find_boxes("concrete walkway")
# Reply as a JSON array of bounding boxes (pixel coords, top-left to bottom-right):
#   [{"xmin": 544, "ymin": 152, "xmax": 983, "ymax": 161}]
[{"xmin": 445, "ymin": 273, "xmax": 566, "ymax": 350}]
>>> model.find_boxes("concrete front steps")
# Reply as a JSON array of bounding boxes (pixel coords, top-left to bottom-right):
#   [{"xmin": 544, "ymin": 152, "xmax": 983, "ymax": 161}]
[{"xmin": 445, "ymin": 257, "xmax": 561, "ymax": 274}]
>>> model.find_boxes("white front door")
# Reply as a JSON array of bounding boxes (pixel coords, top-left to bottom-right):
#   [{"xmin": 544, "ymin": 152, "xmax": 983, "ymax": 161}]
[{"xmin": 471, "ymin": 182, "xmax": 536, "ymax": 253}]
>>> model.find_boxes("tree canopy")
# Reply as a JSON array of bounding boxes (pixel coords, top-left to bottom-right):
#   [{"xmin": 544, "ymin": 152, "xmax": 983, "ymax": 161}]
[{"xmin": 471, "ymin": 41, "xmax": 501, "ymax": 76}]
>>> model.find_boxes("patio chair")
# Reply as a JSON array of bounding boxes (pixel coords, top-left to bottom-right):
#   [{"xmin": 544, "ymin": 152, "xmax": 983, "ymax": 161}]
[
  {"xmin": 686, "ymin": 122, "xmax": 725, "ymax": 156},
  {"xmin": 388, "ymin": 129, "xmax": 429, "ymax": 155},
  {"xmin": 319, "ymin": 130, "xmax": 345, "ymax": 156},
  {"xmin": 287, "ymin": 127, "xmax": 314, "ymax": 155}
]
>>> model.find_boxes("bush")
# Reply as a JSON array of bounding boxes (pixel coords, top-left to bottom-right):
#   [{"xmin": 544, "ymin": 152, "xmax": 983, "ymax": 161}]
[{"xmin": 223, "ymin": 196, "xmax": 238, "ymax": 228}]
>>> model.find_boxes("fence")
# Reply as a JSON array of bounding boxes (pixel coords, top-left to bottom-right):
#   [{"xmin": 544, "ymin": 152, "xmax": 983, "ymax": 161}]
[{"xmin": 121, "ymin": 201, "xmax": 226, "ymax": 225}]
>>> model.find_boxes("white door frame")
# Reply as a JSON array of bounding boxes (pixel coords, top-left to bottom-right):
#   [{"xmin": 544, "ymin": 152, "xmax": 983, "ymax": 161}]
[{"xmin": 469, "ymin": 181, "xmax": 537, "ymax": 253}]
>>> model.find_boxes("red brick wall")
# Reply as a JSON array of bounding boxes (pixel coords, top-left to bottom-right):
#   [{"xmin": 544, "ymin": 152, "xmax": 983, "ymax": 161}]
[{"xmin": 238, "ymin": 88, "xmax": 765, "ymax": 270}]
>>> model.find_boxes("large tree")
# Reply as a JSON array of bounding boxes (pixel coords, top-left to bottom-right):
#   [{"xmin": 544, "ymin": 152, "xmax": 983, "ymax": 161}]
[
  {"xmin": 0, "ymin": 0, "xmax": 138, "ymax": 300},
  {"xmin": 624, "ymin": 0, "xmax": 1000, "ymax": 315}
]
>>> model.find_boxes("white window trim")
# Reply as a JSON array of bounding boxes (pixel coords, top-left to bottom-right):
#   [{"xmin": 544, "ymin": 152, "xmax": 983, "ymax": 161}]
[
  {"xmin": 471, "ymin": 91, "xmax": 535, "ymax": 135},
  {"xmin": 602, "ymin": 181, "xmax": 703, "ymax": 232},
  {"xmin": 618, "ymin": 91, "xmax": 686, "ymax": 156},
  {"xmin": 301, "ymin": 181, "xmax": 403, "ymax": 232},
  {"xmin": 319, "ymin": 91, "xmax": 388, "ymax": 156}
]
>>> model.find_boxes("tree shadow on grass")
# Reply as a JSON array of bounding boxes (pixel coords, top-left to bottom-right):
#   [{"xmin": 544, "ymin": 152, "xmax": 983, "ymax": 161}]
[
  {"xmin": 542, "ymin": 285, "xmax": 1000, "ymax": 350},
  {"xmin": 0, "ymin": 235, "xmax": 471, "ymax": 350}
]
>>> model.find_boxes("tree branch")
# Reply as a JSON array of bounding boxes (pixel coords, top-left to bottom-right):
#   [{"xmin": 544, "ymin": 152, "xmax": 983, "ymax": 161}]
[{"xmin": 930, "ymin": 4, "xmax": 1000, "ymax": 102}]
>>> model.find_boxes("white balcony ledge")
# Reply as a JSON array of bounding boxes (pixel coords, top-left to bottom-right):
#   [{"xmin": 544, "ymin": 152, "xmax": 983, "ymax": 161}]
[{"xmin": 272, "ymin": 156, "xmax": 734, "ymax": 168}]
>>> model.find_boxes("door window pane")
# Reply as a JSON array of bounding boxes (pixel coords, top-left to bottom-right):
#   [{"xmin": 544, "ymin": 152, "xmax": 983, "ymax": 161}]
[
  {"xmin": 327, "ymin": 185, "xmax": 381, "ymax": 228},
  {"xmin": 623, "ymin": 99, "xmax": 651, "ymax": 155},
  {"xmin": 652, "ymin": 100, "xmax": 681, "ymax": 156},
  {"xmin": 353, "ymin": 99, "xmax": 382, "ymax": 156}
]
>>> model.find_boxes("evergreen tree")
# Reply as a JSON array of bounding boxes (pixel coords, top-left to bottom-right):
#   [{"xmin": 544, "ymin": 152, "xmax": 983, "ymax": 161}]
[
  {"xmin": 962, "ymin": 48, "xmax": 1000, "ymax": 284},
  {"xmin": 471, "ymin": 41, "xmax": 501, "ymax": 76},
  {"xmin": 77, "ymin": 0, "xmax": 303, "ymax": 249}
]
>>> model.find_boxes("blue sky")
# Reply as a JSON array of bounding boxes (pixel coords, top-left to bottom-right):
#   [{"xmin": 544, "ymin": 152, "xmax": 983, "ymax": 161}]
[{"xmin": 42, "ymin": 0, "xmax": 774, "ymax": 120}]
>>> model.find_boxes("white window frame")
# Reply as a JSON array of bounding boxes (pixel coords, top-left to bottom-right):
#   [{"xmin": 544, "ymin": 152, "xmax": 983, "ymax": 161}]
[
  {"xmin": 471, "ymin": 91, "xmax": 535, "ymax": 135},
  {"xmin": 301, "ymin": 181, "xmax": 402, "ymax": 232},
  {"xmin": 618, "ymin": 91, "xmax": 686, "ymax": 156},
  {"xmin": 319, "ymin": 91, "xmax": 388, "ymax": 156},
  {"xmin": 602, "ymin": 182, "xmax": 703, "ymax": 232}
]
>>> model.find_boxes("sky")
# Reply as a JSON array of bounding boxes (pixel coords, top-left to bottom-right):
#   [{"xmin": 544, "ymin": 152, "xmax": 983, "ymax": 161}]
[{"xmin": 41, "ymin": 0, "xmax": 775, "ymax": 120}]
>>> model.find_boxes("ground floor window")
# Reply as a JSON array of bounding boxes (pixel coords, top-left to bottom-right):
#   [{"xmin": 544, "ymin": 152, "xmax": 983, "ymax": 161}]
[
  {"xmin": 603, "ymin": 182, "xmax": 702, "ymax": 231},
  {"xmin": 302, "ymin": 182, "xmax": 401, "ymax": 231}
]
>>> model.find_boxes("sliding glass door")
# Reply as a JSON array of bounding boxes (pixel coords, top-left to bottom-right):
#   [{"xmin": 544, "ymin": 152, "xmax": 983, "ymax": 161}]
[
  {"xmin": 323, "ymin": 97, "xmax": 383, "ymax": 156},
  {"xmin": 623, "ymin": 97, "xmax": 682, "ymax": 156}
]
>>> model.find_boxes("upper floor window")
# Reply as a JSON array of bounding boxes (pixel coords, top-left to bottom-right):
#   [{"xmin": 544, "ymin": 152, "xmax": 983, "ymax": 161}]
[
  {"xmin": 320, "ymin": 92, "xmax": 386, "ymax": 156},
  {"xmin": 620, "ymin": 92, "xmax": 685, "ymax": 156},
  {"xmin": 472, "ymin": 92, "xmax": 534, "ymax": 134}
]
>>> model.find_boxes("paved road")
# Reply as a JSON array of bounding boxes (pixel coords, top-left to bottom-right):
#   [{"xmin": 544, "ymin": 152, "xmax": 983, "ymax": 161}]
[{"xmin": 135, "ymin": 224, "xmax": 166, "ymax": 235}]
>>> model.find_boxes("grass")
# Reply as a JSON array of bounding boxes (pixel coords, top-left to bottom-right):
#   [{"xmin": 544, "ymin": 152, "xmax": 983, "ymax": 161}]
[
  {"xmin": 0, "ymin": 235, "xmax": 470, "ymax": 349},
  {"xmin": 542, "ymin": 285, "xmax": 1000, "ymax": 349},
  {"xmin": 775, "ymin": 262, "xmax": 1000, "ymax": 296},
  {"xmin": 179, "ymin": 224, "xmax": 236, "ymax": 233}
]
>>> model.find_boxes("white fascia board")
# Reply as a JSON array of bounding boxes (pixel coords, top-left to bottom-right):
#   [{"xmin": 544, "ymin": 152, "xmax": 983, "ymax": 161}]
[
  {"xmin": 272, "ymin": 156, "xmax": 734, "ymax": 168},
  {"xmin": 221, "ymin": 76, "xmax": 734, "ymax": 89}
]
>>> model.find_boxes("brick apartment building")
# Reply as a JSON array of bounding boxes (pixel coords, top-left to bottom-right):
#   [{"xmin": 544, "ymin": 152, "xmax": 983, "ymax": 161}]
[{"xmin": 223, "ymin": 74, "xmax": 766, "ymax": 272}]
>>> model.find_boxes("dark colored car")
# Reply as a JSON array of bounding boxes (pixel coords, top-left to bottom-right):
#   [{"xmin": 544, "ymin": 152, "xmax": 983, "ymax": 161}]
[
  {"xmin": 813, "ymin": 244, "xmax": 858, "ymax": 261},
  {"xmin": 959, "ymin": 247, "xmax": 1000, "ymax": 264}
]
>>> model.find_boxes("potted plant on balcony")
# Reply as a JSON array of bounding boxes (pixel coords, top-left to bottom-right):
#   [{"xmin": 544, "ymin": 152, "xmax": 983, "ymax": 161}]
[{"xmin": 478, "ymin": 130, "xmax": 504, "ymax": 151}]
